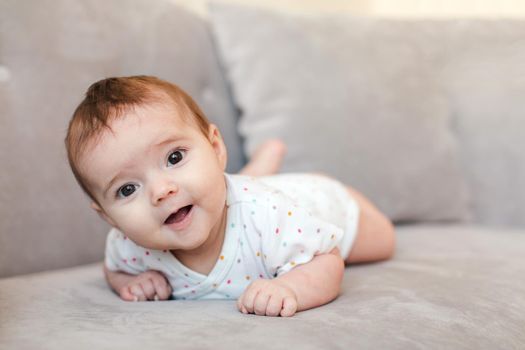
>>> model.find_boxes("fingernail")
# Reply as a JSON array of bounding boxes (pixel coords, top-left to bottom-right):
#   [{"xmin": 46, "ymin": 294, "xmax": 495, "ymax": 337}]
[
  {"xmin": 133, "ymin": 296, "xmax": 138, "ymax": 302},
  {"xmin": 154, "ymin": 294, "xmax": 159, "ymax": 301}
]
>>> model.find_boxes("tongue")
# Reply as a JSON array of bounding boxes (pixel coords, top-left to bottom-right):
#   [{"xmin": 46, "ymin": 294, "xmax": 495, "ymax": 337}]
[{"xmin": 166, "ymin": 205, "xmax": 192, "ymax": 224}]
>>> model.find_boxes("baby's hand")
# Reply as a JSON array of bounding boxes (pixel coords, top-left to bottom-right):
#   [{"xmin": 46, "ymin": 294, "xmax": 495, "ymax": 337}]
[
  {"xmin": 237, "ymin": 279, "xmax": 298, "ymax": 317},
  {"xmin": 119, "ymin": 270, "xmax": 172, "ymax": 302}
]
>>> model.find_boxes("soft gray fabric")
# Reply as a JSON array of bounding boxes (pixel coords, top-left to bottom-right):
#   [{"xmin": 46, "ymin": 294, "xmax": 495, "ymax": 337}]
[
  {"xmin": 1, "ymin": 225, "xmax": 524, "ymax": 349},
  {"xmin": 437, "ymin": 20, "xmax": 525, "ymax": 227},
  {"xmin": 209, "ymin": 4, "xmax": 469, "ymax": 224},
  {"xmin": 0, "ymin": 0, "xmax": 241, "ymax": 277}
]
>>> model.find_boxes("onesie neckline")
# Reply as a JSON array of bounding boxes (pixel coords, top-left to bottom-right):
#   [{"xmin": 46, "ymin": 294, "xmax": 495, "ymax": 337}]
[{"xmin": 162, "ymin": 173, "xmax": 241, "ymax": 299}]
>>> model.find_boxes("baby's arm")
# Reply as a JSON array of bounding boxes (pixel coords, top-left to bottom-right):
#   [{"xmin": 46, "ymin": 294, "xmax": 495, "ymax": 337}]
[
  {"xmin": 103, "ymin": 265, "xmax": 172, "ymax": 301},
  {"xmin": 237, "ymin": 248, "xmax": 344, "ymax": 317}
]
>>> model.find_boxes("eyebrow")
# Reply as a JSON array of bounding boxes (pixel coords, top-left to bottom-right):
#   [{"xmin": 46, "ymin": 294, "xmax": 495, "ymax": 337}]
[{"xmin": 101, "ymin": 136, "xmax": 184, "ymax": 199}]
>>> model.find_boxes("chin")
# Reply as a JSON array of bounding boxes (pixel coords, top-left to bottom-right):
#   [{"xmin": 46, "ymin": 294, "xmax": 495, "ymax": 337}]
[
  {"xmin": 160, "ymin": 227, "xmax": 205, "ymax": 250},
  {"xmin": 182, "ymin": 233, "xmax": 210, "ymax": 251}
]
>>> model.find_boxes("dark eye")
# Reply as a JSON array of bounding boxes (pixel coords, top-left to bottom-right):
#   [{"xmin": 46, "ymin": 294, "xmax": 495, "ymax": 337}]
[
  {"xmin": 167, "ymin": 150, "xmax": 185, "ymax": 166},
  {"xmin": 117, "ymin": 184, "xmax": 137, "ymax": 198}
]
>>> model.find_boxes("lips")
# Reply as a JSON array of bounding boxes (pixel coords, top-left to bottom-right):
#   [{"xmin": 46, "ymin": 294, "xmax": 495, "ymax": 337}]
[{"xmin": 164, "ymin": 205, "xmax": 193, "ymax": 225}]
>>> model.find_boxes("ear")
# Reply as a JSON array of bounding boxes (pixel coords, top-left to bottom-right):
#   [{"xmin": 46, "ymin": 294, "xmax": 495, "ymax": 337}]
[
  {"xmin": 90, "ymin": 202, "xmax": 118, "ymax": 228},
  {"xmin": 208, "ymin": 124, "xmax": 228, "ymax": 171}
]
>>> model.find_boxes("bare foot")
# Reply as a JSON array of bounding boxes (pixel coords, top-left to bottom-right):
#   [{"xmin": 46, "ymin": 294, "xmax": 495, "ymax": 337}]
[{"xmin": 239, "ymin": 139, "xmax": 287, "ymax": 177}]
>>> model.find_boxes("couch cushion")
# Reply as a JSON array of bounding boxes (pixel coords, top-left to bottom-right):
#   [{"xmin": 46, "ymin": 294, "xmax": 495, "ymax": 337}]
[
  {"xmin": 0, "ymin": 0, "xmax": 241, "ymax": 277},
  {"xmin": 437, "ymin": 20, "xmax": 525, "ymax": 227},
  {"xmin": 209, "ymin": 4, "xmax": 470, "ymax": 224},
  {"xmin": 1, "ymin": 224, "xmax": 523, "ymax": 348}
]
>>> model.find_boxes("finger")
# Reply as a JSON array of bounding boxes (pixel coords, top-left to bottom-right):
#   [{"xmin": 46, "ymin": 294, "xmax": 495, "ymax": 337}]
[
  {"xmin": 241, "ymin": 285, "xmax": 260, "ymax": 314},
  {"xmin": 140, "ymin": 280, "xmax": 156, "ymax": 300},
  {"xmin": 238, "ymin": 296, "xmax": 249, "ymax": 314},
  {"xmin": 129, "ymin": 284, "xmax": 147, "ymax": 302},
  {"xmin": 237, "ymin": 298, "xmax": 249, "ymax": 314},
  {"xmin": 253, "ymin": 292, "xmax": 271, "ymax": 316},
  {"xmin": 237, "ymin": 297, "xmax": 244, "ymax": 312},
  {"xmin": 265, "ymin": 295, "xmax": 284, "ymax": 317},
  {"xmin": 280, "ymin": 296, "xmax": 298, "ymax": 317},
  {"xmin": 119, "ymin": 286, "xmax": 136, "ymax": 302},
  {"xmin": 152, "ymin": 276, "xmax": 172, "ymax": 300}
]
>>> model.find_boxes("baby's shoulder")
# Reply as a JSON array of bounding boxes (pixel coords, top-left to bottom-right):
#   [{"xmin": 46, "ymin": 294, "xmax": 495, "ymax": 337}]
[
  {"xmin": 106, "ymin": 228, "xmax": 145, "ymax": 254},
  {"xmin": 225, "ymin": 174, "xmax": 285, "ymax": 206}
]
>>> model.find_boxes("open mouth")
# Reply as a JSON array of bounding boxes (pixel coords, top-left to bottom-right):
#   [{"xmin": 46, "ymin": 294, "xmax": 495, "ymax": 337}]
[{"xmin": 164, "ymin": 205, "xmax": 193, "ymax": 225}]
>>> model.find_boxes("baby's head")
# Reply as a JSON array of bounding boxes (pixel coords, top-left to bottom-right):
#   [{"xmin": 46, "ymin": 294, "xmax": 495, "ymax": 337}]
[{"xmin": 65, "ymin": 76, "xmax": 229, "ymax": 251}]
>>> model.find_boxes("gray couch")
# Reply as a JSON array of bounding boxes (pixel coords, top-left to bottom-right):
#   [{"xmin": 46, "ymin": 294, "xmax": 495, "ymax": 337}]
[{"xmin": 1, "ymin": 1, "xmax": 524, "ymax": 349}]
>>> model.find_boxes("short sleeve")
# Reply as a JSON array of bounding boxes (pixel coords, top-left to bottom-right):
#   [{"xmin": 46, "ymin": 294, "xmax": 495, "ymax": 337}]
[
  {"xmin": 258, "ymin": 192, "xmax": 344, "ymax": 277},
  {"xmin": 104, "ymin": 228, "xmax": 147, "ymax": 275}
]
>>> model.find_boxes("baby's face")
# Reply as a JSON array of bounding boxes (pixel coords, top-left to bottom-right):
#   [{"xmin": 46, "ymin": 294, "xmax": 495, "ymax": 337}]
[{"xmin": 79, "ymin": 102, "xmax": 228, "ymax": 252}]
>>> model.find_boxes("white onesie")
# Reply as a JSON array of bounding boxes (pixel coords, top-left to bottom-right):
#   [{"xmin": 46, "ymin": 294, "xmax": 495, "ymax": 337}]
[{"xmin": 105, "ymin": 173, "xmax": 360, "ymax": 300}]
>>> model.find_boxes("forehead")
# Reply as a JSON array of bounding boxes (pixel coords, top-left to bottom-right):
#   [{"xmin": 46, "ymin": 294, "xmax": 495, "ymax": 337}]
[
  {"xmin": 109, "ymin": 102, "xmax": 187, "ymax": 137},
  {"xmin": 78, "ymin": 102, "xmax": 200, "ymax": 187},
  {"xmin": 97, "ymin": 101, "xmax": 192, "ymax": 149}
]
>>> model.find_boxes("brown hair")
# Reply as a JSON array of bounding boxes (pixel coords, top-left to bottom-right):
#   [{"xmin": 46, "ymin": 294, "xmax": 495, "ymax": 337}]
[{"xmin": 65, "ymin": 75, "xmax": 210, "ymax": 203}]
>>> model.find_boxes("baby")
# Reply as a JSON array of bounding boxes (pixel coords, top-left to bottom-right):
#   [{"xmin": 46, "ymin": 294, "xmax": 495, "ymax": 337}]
[{"xmin": 65, "ymin": 76, "xmax": 395, "ymax": 317}]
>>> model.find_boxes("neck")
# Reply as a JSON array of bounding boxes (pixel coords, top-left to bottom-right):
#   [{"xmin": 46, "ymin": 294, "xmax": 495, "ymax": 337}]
[{"xmin": 172, "ymin": 203, "xmax": 228, "ymax": 275}]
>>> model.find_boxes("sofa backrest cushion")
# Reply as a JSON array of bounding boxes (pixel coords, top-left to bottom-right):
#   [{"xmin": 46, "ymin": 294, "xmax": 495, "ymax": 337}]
[
  {"xmin": 210, "ymin": 3, "xmax": 525, "ymax": 228},
  {"xmin": 437, "ymin": 20, "xmax": 525, "ymax": 227},
  {"xmin": 210, "ymin": 4, "xmax": 470, "ymax": 224}
]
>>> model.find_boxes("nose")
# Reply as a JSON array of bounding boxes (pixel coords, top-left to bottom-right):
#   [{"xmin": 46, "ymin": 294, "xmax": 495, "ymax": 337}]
[{"xmin": 151, "ymin": 175, "xmax": 179, "ymax": 205}]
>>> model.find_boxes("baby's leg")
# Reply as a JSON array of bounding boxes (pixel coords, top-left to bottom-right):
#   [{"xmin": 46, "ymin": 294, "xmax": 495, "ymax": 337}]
[
  {"xmin": 239, "ymin": 139, "xmax": 287, "ymax": 177},
  {"xmin": 344, "ymin": 186, "xmax": 396, "ymax": 264}
]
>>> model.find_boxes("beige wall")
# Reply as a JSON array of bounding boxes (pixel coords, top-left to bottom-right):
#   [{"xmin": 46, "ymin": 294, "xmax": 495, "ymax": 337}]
[
  {"xmin": 175, "ymin": 0, "xmax": 525, "ymax": 17},
  {"xmin": 362, "ymin": 0, "xmax": 525, "ymax": 17}
]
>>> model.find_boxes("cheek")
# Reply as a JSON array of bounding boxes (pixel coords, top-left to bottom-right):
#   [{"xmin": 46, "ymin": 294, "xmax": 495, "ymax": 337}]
[
  {"xmin": 202, "ymin": 176, "xmax": 227, "ymax": 216},
  {"xmin": 187, "ymin": 168, "xmax": 225, "ymax": 211},
  {"xmin": 186, "ymin": 153, "xmax": 224, "ymax": 191},
  {"xmin": 108, "ymin": 201, "xmax": 153, "ymax": 234},
  {"xmin": 198, "ymin": 165, "xmax": 224, "ymax": 192}
]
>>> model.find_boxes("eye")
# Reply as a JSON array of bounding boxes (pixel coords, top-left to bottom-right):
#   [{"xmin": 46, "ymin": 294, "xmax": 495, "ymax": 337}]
[
  {"xmin": 117, "ymin": 184, "xmax": 138, "ymax": 198},
  {"xmin": 167, "ymin": 149, "xmax": 186, "ymax": 166}
]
